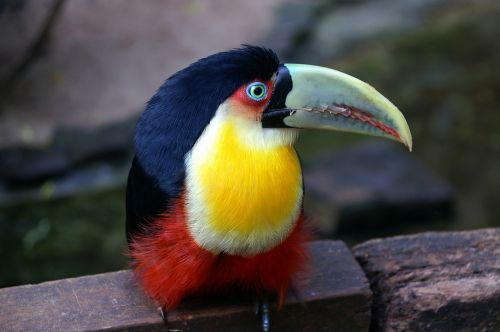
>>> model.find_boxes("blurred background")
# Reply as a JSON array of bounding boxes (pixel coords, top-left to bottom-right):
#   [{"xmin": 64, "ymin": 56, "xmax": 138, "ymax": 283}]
[{"xmin": 1, "ymin": 0, "xmax": 499, "ymax": 288}]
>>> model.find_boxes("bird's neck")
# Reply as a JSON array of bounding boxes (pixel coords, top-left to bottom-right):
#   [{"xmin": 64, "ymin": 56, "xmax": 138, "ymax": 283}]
[{"xmin": 185, "ymin": 107, "xmax": 303, "ymax": 256}]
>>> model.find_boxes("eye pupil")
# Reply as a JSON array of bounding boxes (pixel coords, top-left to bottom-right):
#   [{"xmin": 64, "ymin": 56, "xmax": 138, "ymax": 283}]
[{"xmin": 246, "ymin": 82, "xmax": 267, "ymax": 101}]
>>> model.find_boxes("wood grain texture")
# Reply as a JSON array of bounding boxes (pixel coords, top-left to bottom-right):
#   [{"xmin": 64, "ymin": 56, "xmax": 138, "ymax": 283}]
[
  {"xmin": 0, "ymin": 240, "xmax": 371, "ymax": 332},
  {"xmin": 353, "ymin": 228, "xmax": 500, "ymax": 332}
]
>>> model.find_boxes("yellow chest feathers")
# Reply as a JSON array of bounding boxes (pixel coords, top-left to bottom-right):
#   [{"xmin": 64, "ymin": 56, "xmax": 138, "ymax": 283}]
[{"xmin": 185, "ymin": 112, "xmax": 303, "ymax": 256}]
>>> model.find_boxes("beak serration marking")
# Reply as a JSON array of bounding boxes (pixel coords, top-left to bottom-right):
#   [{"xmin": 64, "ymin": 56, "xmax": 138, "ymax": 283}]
[{"xmin": 299, "ymin": 104, "xmax": 401, "ymax": 140}]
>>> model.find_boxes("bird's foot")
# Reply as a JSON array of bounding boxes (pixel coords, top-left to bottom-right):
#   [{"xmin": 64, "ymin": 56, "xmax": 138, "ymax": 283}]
[{"xmin": 255, "ymin": 298, "xmax": 271, "ymax": 332}]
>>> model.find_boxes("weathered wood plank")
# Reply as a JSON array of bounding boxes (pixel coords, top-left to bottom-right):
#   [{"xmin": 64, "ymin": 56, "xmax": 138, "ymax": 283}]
[
  {"xmin": 353, "ymin": 228, "xmax": 500, "ymax": 332},
  {"xmin": 0, "ymin": 240, "xmax": 371, "ymax": 332}
]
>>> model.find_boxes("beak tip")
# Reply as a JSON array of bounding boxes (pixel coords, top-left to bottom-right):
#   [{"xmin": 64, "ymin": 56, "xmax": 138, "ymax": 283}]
[
  {"xmin": 396, "ymin": 119, "xmax": 412, "ymax": 152},
  {"xmin": 402, "ymin": 136, "xmax": 412, "ymax": 152}
]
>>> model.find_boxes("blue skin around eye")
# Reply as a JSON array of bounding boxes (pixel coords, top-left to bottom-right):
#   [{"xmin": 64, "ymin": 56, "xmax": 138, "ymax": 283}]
[{"xmin": 246, "ymin": 82, "xmax": 267, "ymax": 101}]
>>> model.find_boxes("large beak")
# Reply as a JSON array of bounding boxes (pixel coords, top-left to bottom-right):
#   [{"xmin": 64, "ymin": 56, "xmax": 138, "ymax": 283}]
[{"xmin": 262, "ymin": 64, "xmax": 412, "ymax": 151}]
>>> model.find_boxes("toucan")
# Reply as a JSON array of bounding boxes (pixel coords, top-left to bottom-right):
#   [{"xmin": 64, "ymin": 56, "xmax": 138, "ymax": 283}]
[{"xmin": 126, "ymin": 45, "xmax": 411, "ymax": 331}]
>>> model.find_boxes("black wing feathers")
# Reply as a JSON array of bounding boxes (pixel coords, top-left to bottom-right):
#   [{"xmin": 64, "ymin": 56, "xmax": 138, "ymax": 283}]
[{"xmin": 126, "ymin": 158, "xmax": 169, "ymax": 242}]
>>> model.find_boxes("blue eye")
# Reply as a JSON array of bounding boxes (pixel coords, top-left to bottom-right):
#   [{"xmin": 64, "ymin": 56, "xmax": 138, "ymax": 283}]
[{"xmin": 246, "ymin": 82, "xmax": 267, "ymax": 101}]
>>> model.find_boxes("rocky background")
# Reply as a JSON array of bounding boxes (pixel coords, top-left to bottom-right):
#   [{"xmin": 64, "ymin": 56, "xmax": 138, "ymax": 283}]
[{"xmin": 1, "ymin": 0, "xmax": 499, "ymax": 287}]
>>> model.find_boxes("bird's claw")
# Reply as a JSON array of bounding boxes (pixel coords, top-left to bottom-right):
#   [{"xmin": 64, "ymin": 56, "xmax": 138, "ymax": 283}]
[
  {"xmin": 261, "ymin": 302, "xmax": 271, "ymax": 332},
  {"xmin": 158, "ymin": 306, "xmax": 168, "ymax": 326}
]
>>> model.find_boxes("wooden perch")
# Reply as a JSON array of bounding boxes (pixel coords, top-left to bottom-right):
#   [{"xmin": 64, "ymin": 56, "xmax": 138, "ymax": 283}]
[
  {"xmin": 353, "ymin": 228, "xmax": 500, "ymax": 332},
  {"xmin": 0, "ymin": 240, "xmax": 372, "ymax": 332}
]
